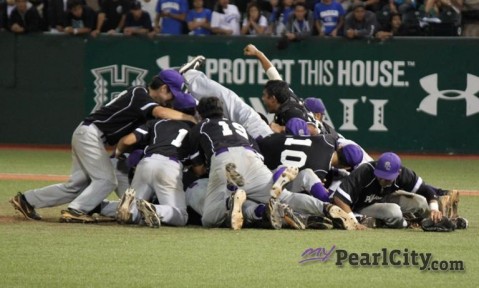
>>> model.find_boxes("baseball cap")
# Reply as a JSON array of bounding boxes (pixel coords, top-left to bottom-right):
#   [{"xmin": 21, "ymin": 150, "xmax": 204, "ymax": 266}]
[
  {"xmin": 157, "ymin": 69, "xmax": 191, "ymax": 104},
  {"xmin": 341, "ymin": 144, "xmax": 363, "ymax": 168},
  {"xmin": 374, "ymin": 152, "xmax": 402, "ymax": 180},
  {"xmin": 173, "ymin": 93, "xmax": 197, "ymax": 111},
  {"xmin": 131, "ymin": 1, "xmax": 142, "ymax": 9},
  {"xmin": 285, "ymin": 117, "xmax": 310, "ymax": 136},
  {"xmin": 304, "ymin": 97, "xmax": 325, "ymax": 114}
]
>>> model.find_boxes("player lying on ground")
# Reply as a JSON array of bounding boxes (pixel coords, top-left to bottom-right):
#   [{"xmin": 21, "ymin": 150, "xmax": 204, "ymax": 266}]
[{"xmin": 331, "ymin": 152, "xmax": 468, "ymax": 230}]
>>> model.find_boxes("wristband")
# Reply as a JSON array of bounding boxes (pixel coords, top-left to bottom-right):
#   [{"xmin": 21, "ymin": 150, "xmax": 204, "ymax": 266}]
[
  {"xmin": 266, "ymin": 67, "xmax": 282, "ymax": 81},
  {"xmin": 429, "ymin": 202, "xmax": 439, "ymax": 211}
]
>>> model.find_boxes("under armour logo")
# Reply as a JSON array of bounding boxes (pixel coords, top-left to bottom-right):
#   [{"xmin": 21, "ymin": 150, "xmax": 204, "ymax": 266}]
[
  {"xmin": 417, "ymin": 74, "xmax": 479, "ymax": 116},
  {"xmin": 384, "ymin": 161, "xmax": 391, "ymax": 171}
]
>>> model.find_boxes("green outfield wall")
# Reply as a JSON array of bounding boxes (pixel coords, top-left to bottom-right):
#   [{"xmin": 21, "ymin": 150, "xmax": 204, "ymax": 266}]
[{"xmin": 1, "ymin": 33, "xmax": 478, "ymax": 153}]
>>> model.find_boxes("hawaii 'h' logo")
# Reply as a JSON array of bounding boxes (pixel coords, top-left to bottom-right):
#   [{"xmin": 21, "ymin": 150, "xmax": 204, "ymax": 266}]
[
  {"xmin": 91, "ymin": 65, "xmax": 149, "ymax": 112},
  {"xmin": 417, "ymin": 74, "xmax": 479, "ymax": 117}
]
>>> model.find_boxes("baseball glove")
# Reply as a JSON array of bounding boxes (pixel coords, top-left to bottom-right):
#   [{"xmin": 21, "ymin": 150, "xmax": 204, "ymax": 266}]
[{"xmin": 421, "ymin": 217, "xmax": 455, "ymax": 232}]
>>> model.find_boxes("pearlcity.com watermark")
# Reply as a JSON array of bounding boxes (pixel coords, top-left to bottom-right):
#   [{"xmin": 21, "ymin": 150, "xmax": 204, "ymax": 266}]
[{"xmin": 299, "ymin": 245, "xmax": 465, "ymax": 271}]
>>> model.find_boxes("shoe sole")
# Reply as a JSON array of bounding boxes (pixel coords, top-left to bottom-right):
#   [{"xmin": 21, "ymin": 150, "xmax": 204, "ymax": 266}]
[
  {"xmin": 327, "ymin": 206, "xmax": 356, "ymax": 230},
  {"xmin": 270, "ymin": 167, "xmax": 299, "ymax": 199},
  {"xmin": 137, "ymin": 200, "xmax": 161, "ymax": 228},
  {"xmin": 178, "ymin": 55, "xmax": 205, "ymax": 74},
  {"xmin": 9, "ymin": 196, "xmax": 41, "ymax": 220},
  {"xmin": 225, "ymin": 163, "xmax": 245, "ymax": 187},
  {"xmin": 116, "ymin": 188, "xmax": 135, "ymax": 224},
  {"xmin": 268, "ymin": 198, "xmax": 283, "ymax": 230},
  {"xmin": 230, "ymin": 189, "xmax": 246, "ymax": 230}
]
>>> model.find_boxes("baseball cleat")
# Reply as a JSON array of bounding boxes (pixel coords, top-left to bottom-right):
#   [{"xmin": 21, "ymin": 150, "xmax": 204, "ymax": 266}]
[
  {"xmin": 270, "ymin": 166, "xmax": 299, "ymax": 199},
  {"xmin": 438, "ymin": 195, "xmax": 451, "ymax": 218},
  {"xmin": 324, "ymin": 204, "xmax": 357, "ymax": 230},
  {"xmin": 137, "ymin": 199, "xmax": 161, "ymax": 228},
  {"xmin": 60, "ymin": 208, "xmax": 96, "ymax": 223},
  {"xmin": 116, "ymin": 187, "xmax": 136, "ymax": 224},
  {"xmin": 447, "ymin": 190, "xmax": 459, "ymax": 219},
  {"xmin": 279, "ymin": 203, "xmax": 306, "ymax": 230},
  {"xmin": 178, "ymin": 55, "xmax": 206, "ymax": 74},
  {"xmin": 10, "ymin": 192, "xmax": 42, "ymax": 220},
  {"xmin": 264, "ymin": 198, "xmax": 282, "ymax": 230},
  {"xmin": 225, "ymin": 163, "xmax": 245, "ymax": 187},
  {"xmin": 229, "ymin": 189, "xmax": 247, "ymax": 230}
]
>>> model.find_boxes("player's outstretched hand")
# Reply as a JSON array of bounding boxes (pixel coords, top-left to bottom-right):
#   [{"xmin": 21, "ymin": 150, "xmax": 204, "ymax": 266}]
[{"xmin": 244, "ymin": 44, "xmax": 260, "ymax": 57}]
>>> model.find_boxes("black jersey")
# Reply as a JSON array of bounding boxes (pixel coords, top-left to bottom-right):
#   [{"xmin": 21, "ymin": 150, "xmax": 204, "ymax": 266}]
[
  {"xmin": 274, "ymin": 99, "xmax": 314, "ymax": 126},
  {"xmin": 133, "ymin": 119, "xmax": 194, "ymax": 162},
  {"xmin": 257, "ymin": 133, "xmax": 337, "ymax": 179},
  {"xmin": 189, "ymin": 117, "xmax": 255, "ymax": 167},
  {"xmin": 334, "ymin": 162, "xmax": 437, "ymax": 211},
  {"xmin": 84, "ymin": 86, "xmax": 158, "ymax": 145},
  {"xmin": 318, "ymin": 121, "xmax": 340, "ymax": 140}
]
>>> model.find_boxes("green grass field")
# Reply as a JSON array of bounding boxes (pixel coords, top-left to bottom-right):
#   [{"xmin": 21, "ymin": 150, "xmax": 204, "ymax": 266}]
[{"xmin": 0, "ymin": 149, "xmax": 478, "ymax": 288}]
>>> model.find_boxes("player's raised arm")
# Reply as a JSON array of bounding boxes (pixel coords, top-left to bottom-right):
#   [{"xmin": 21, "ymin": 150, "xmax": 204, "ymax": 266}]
[{"xmin": 243, "ymin": 44, "xmax": 282, "ymax": 81}]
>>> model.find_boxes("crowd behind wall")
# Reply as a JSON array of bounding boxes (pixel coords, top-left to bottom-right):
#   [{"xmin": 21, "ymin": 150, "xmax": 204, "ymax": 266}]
[{"xmin": 0, "ymin": 0, "xmax": 478, "ymax": 41}]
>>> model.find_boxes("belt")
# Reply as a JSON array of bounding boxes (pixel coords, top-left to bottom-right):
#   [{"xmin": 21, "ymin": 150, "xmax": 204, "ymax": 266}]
[
  {"xmin": 144, "ymin": 153, "xmax": 179, "ymax": 163},
  {"xmin": 215, "ymin": 146, "xmax": 256, "ymax": 156}
]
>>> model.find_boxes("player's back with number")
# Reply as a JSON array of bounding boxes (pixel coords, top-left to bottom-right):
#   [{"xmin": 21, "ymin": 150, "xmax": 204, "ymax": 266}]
[
  {"xmin": 258, "ymin": 133, "xmax": 336, "ymax": 178},
  {"xmin": 135, "ymin": 119, "xmax": 194, "ymax": 162},
  {"xmin": 190, "ymin": 117, "xmax": 252, "ymax": 164}
]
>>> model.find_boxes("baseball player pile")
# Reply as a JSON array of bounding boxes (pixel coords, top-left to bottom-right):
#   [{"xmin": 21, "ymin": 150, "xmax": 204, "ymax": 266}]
[{"xmin": 10, "ymin": 44, "xmax": 468, "ymax": 232}]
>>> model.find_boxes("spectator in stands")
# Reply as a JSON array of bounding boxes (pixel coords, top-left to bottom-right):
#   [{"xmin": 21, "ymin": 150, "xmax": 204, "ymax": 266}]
[
  {"xmin": 91, "ymin": 0, "xmax": 129, "ymax": 36},
  {"xmin": 48, "ymin": 0, "xmax": 75, "ymax": 32},
  {"xmin": 210, "ymin": 0, "xmax": 240, "ymax": 35},
  {"xmin": 64, "ymin": 0, "xmax": 96, "ymax": 35},
  {"xmin": 375, "ymin": 11, "xmax": 408, "ymax": 39},
  {"xmin": 186, "ymin": 0, "xmax": 212, "ymax": 35},
  {"xmin": 284, "ymin": 3, "xmax": 314, "ymax": 39},
  {"xmin": 123, "ymin": 0, "xmax": 153, "ymax": 36},
  {"xmin": 154, "ymin": 0, "xmax": 188, "ymax": 35},
  {"xmin": 269, "ymin": 0, "xmax": 294, "ymax": 35},
  {"xmin": 344, "ymin": 2, "xmax": 378, "ymax": 39},
  {"xmin": 241, "ymin": 1, "xmax": 268, "ymax": 35},
  {"xmin": 314, "ymin": 0, "xmax": 345, "ymax": 37},
  {"xmin": 8, "ymin": 0, "xmax": 43, "ymax": 33}
]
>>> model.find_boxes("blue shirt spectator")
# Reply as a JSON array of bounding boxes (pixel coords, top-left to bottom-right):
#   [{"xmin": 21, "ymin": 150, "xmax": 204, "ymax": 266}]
[
  {"xmin": 155, "ymin": 0, "xmax": 188, "ymax": 35},
  {"xmin": 186, "ymin": 0, "xmax": 212, "ymax": 35},
  {"xmin": 314, "ymin": 0, "xmax": 345, "ymax": 36}
]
